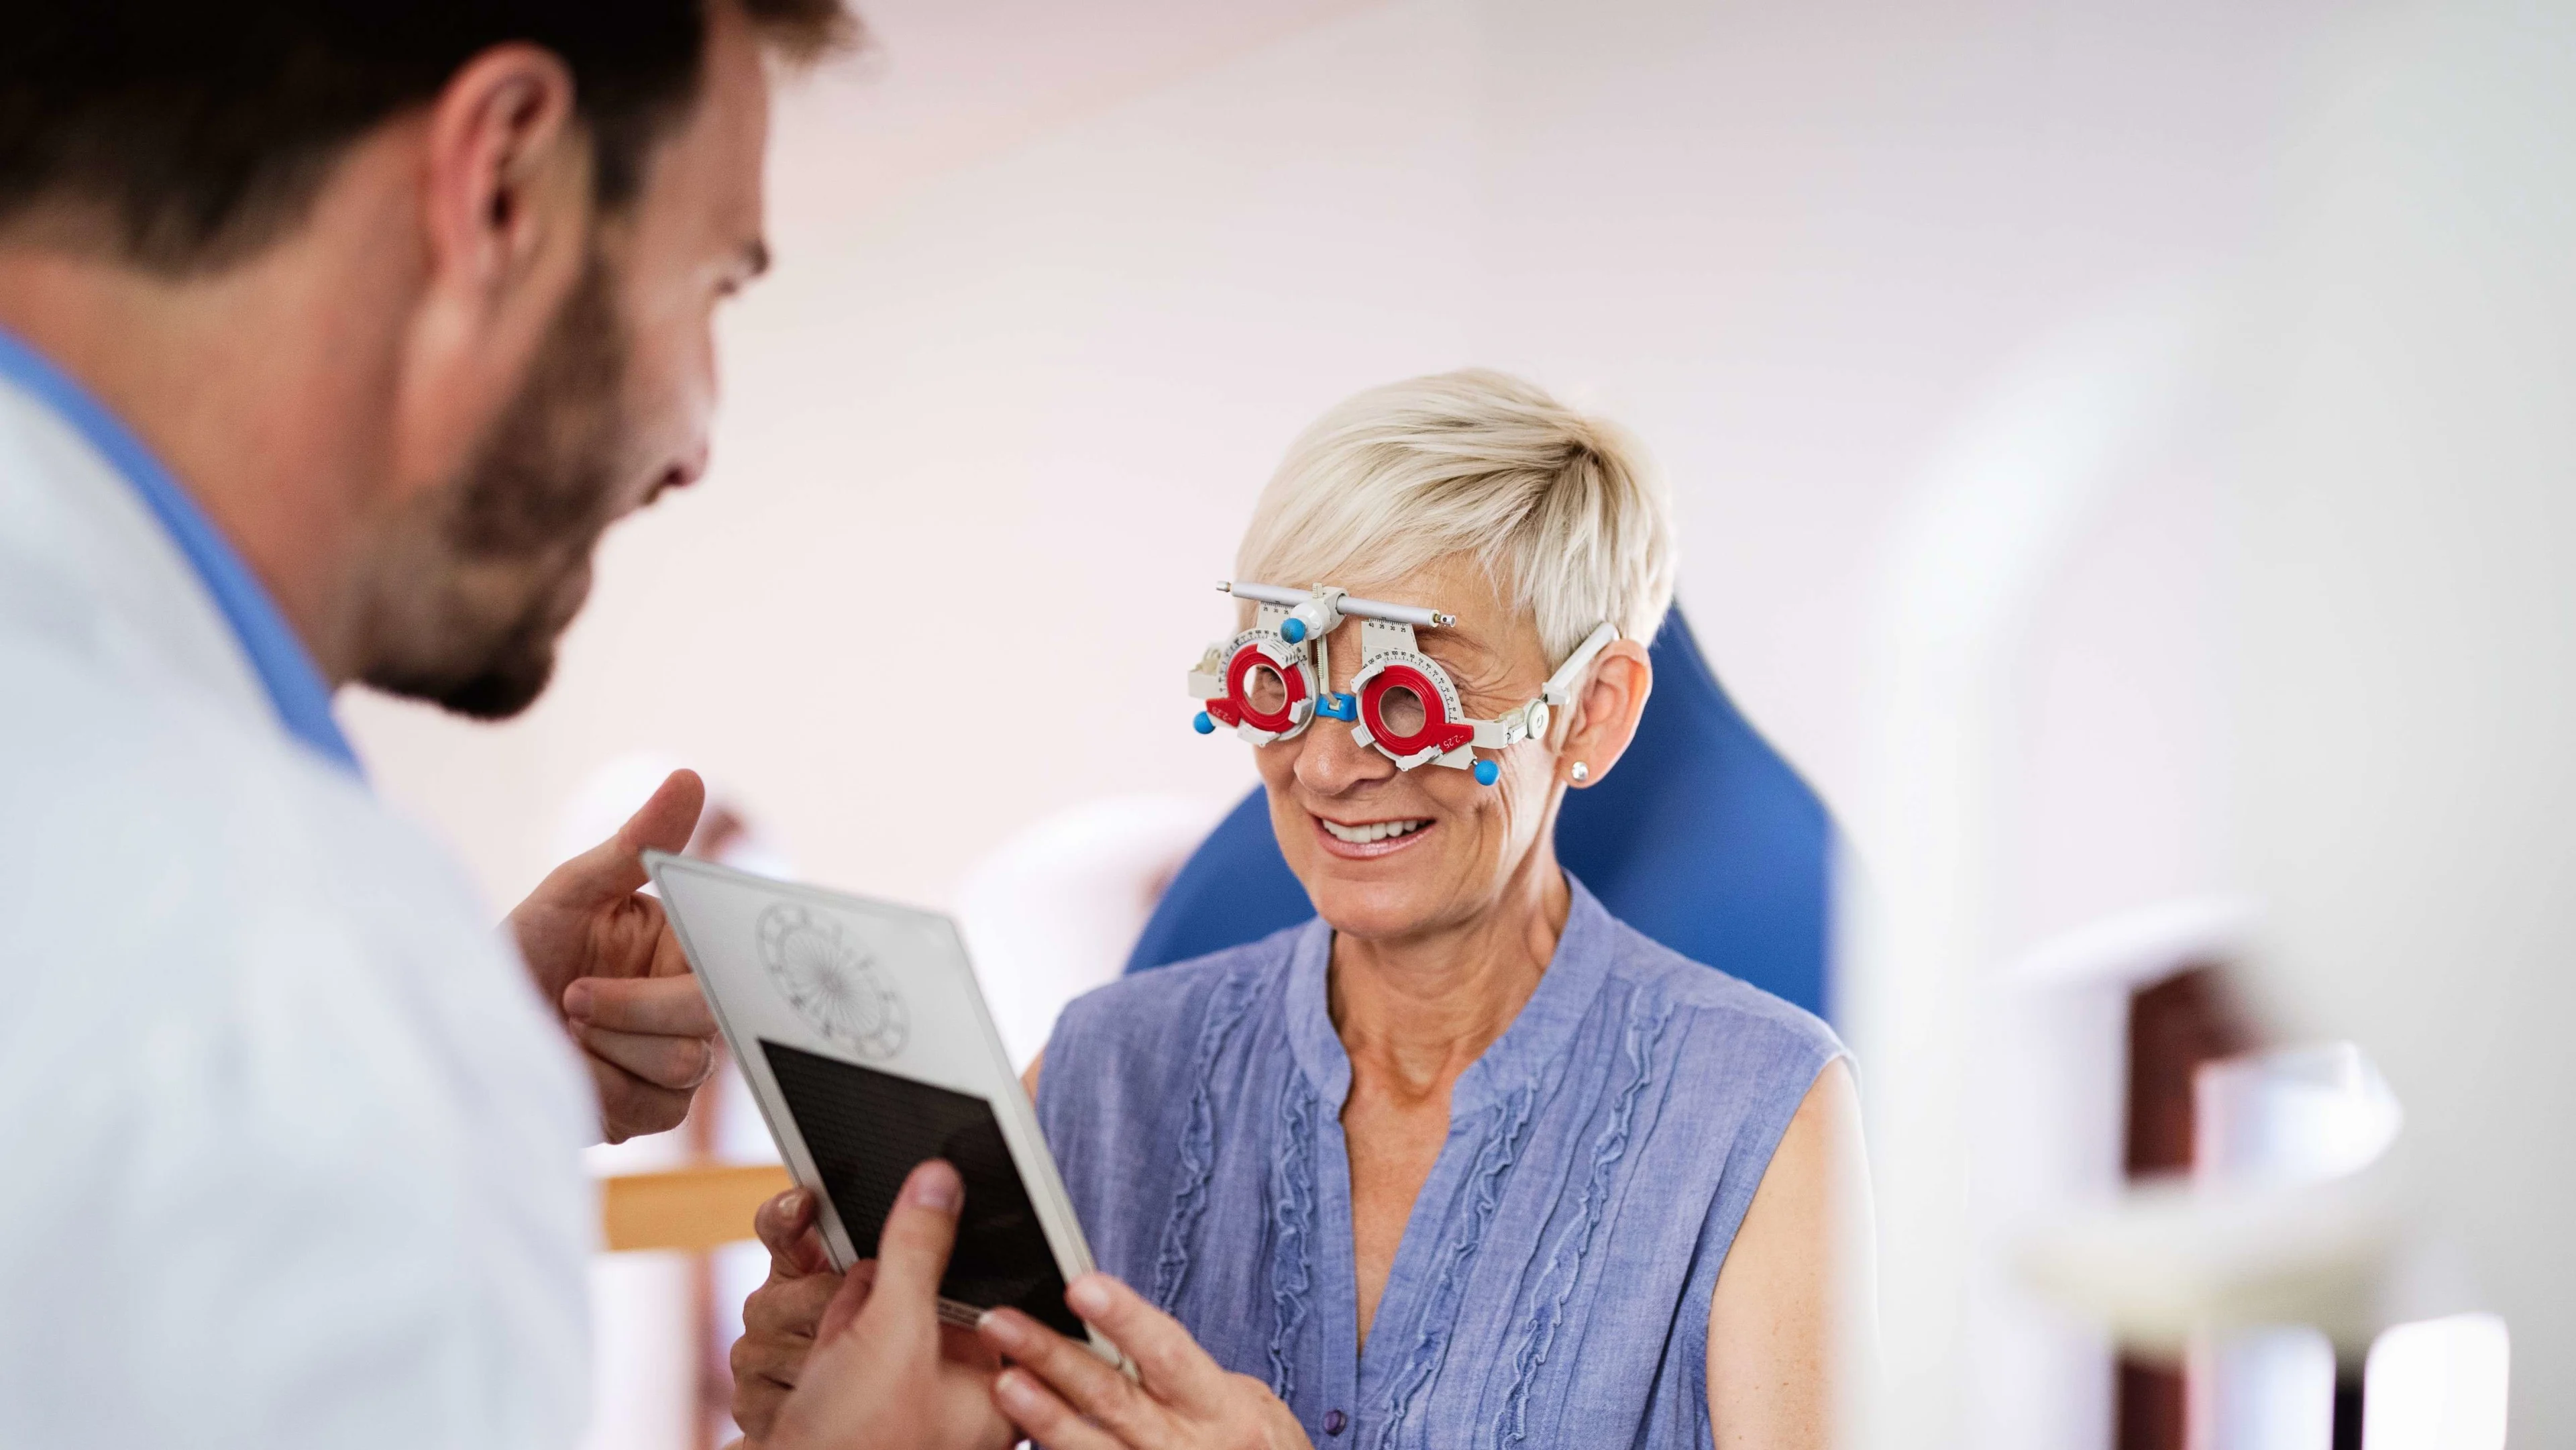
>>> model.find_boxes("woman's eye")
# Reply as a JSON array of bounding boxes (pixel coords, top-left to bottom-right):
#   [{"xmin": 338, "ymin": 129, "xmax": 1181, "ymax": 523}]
[
  {"xmin": 1379, "ymin": 685, "xmax": 1427, "ymax": 737},
  {"xmin": 1245, "ymin": 665, "xmax": 1288, "ymax": 713}
]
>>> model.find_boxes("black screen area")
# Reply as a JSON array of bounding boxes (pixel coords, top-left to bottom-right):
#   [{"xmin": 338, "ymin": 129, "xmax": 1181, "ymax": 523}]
[{"xmin": 759, "ymin": 1039, "xmax": 1081, "ymax": 1337}]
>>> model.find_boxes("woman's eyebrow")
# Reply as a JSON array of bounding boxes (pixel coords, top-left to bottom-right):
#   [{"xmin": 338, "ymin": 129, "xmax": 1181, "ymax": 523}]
[{"xmin": 1423, "ymin": 631, "xmax": 1512, "ymax": 688}]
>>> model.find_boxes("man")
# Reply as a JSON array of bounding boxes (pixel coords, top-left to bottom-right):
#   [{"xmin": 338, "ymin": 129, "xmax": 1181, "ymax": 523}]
[{"xmin": 0, "ymin": 3, "xmax": 1004, "ymax": 1445}]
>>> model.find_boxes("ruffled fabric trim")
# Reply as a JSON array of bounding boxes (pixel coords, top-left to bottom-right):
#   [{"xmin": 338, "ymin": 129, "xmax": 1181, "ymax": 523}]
[
  {"xmin": 1265, "ymin": 1066, "xmax": 1320, "ymax": 1400},
  {"xmin": 1373, "ymin": 1080, "xmax": 1542, "ymax": 1450},
  {"xmin": 1498, "ymin": 994, "xmax": 1676, "ymax": 1444},
  {"xmin": 1152, "ymin": 964, "xmax": 1265, "ymax": 1309}
]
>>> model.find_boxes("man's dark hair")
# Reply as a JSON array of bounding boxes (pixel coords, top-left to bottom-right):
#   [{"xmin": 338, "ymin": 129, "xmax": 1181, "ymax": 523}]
[{"xmin": 0, "ymin": 1, "xmax": 854, "ymax": 274}]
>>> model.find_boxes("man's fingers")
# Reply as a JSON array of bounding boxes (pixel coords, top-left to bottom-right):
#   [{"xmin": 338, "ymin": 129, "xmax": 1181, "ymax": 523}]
[
  {"xmin": 976, "ymin": 1307, "xmax": 1161, "ymax": 1443},
  {"xmin": 613, "ymin": 769, "xmax": 706, "ymax": 884},
  {"xmin": 565, "ymin": 975, "xmax": 720, "ymax": 1098},
  {"xmin": 573, "ymin": 1023, "xmax": 716, "ymax": 1091},
  {"xmin": 638, "ymin": 897, "xmax": 696, "ymax": 980},
  {"xmin": 589, "ymin": 1066, "xmax": 694, "ymax": 1144},
  {"xmin": 1063, "ymin": 1272, "xmax": 1234, "ymax": 1410},
  {"xmin": 846, "ymin": 1160, "xmax": 962, "ymax": 1327},
  {"xmin": 539, "ymin": 769, "xmax": 706, "ymax": 904},
  {"xmin": 563, "ymin": 972, "xmax": 718, "ymax": 1037},
  {"xmin": 991, "ymin": 1367, "xmax": 1125, "ymax": 1450}
]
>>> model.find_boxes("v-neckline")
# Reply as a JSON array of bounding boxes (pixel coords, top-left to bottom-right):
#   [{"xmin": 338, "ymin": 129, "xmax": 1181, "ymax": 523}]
[{"xmin": 1279, "ymin": 878, "xmax": 1617, "ymax": 1404}]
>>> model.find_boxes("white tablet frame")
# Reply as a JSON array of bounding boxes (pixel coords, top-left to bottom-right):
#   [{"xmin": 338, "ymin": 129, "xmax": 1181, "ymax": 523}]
[{"xmin": 643, "ymin": 851, "xmax": 1116, "ymax": 1363}]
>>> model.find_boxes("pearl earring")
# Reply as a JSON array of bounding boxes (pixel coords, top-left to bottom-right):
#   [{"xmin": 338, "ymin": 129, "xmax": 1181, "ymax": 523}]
[{"xmin": 1568, "ymin": 761, "xmax": 1590, "ymax": 784}]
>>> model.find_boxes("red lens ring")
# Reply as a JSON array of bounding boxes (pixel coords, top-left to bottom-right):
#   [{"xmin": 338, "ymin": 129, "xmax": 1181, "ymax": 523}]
[
  {"xmin": 1358, "ymin": 664, "xmax": 1474, "ymax": 757},
  {"xmin": 1225, "ymin": 642, "xmax": 1309, "ymax": 733}
]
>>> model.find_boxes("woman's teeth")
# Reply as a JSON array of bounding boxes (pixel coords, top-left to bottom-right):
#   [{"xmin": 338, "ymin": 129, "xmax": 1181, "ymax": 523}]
[{"xmin": 1321, "ymin": 818, "xmax": 1430, "ymax": 845}]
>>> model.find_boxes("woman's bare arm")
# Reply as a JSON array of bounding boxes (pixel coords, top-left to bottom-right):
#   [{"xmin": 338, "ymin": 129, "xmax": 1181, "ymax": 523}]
[{"xmin": 1706, "ymin": 1058, "xmax": 1873, "ymax": 1449}]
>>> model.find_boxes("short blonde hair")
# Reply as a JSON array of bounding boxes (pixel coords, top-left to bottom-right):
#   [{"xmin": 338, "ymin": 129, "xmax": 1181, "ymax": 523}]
[{"xmin": 1236, "ymin": 370, "xmax": 1676, "ymax": 659}]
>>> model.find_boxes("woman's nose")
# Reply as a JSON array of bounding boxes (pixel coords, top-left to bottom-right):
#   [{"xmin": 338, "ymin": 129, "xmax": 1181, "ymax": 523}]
[{"xmin": 1294, "ymin": 713, "xmax": 1396, "ymax": 794}]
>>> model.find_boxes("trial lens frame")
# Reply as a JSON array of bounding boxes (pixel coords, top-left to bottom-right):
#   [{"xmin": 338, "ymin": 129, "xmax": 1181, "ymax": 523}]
[{"xmin": 1187, "ymin": 580, "xmax": 1617, "ymax": 786}]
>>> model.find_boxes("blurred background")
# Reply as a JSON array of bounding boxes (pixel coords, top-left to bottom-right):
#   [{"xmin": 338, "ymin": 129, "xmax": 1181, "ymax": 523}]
[{"xmin": 342, "ymin": 1, "xmax": 2571, "ymax": 1447}]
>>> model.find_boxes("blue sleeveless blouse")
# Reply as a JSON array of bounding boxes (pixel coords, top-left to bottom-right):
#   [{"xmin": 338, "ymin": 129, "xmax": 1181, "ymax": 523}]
[{"xmin": 1036, "ymin": 878, "xmax": 1843, "ymax": 1449}]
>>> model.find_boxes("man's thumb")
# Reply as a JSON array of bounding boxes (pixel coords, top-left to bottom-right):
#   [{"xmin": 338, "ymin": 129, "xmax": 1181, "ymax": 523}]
[
  {"xmin": 822, "ymin": 1159, "xmax": 963, "ymax": 1343},
  {"xmin": 551, "ymin": 770, "xmax": 707, "ymax": 901}
]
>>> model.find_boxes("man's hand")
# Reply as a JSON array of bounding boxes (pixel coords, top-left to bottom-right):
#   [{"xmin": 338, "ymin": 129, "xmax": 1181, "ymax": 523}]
[
  {"xmin": 757, "ymin": 1163, "xmax": 1016, "ymax": 1450},
  {"xmin": 506, "ymin": 768, "xmax": 720, "ymax": 1142}
]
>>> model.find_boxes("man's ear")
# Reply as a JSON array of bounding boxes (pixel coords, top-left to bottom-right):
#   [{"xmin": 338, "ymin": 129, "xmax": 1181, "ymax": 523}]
[
  {"xmin": 419, "ymin": 44, "xmax": 587, "ymax": 306},
  {"xmin": 388, "ymin": 44, "xmax": 588, "ymax": 501},
  {"xmin": 1559, "ymin": 639, "xmax": 1653, "ymax": 788}
]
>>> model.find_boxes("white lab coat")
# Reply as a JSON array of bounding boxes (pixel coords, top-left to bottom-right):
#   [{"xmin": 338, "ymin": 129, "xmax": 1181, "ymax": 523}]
[{"xmin": 0, "ymin": 374, "xmax": 595, "ymax": 1444}]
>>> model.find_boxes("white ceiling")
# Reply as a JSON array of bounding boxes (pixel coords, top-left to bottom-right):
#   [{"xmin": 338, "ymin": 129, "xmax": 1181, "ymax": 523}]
[{"xmin": 766, "ymin": 0, "xmax": 1393, "ymax": 231}]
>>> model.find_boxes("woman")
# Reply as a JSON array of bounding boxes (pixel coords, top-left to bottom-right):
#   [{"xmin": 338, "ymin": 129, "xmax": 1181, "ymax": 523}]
[{"xmin": 735, "ymin": 370, "xmax": 1869, "ymax": 1450}]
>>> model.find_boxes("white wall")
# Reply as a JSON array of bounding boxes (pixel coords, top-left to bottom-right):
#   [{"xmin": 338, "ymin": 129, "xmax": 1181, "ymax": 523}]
[
  {"xmin": 341, "ymin": 3, "xmax": 2357, "ymax": 1443},
  {"xmin": 349, "ymin": 0, "xmax": 2334, "ymax": 945}
]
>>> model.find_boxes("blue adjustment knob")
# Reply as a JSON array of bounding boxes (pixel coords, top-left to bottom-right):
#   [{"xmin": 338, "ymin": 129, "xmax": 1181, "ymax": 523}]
[
  {"xmin": 1281, "ymin": 617, "xmax": 1307, "ymax": 643},
  {"xmin": 1193, "ymin": 711, "xmax": 1216, "ymax": 734},
  {"xmin": 1472, "ymin": 759, "xmax": 1499, "ymax": 786}
]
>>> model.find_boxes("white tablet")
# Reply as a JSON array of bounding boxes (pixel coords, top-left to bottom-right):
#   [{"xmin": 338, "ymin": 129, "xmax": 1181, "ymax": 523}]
[{"xmin": 645, "ymin": 851, "xmax": 1114, "ymax": 1361}]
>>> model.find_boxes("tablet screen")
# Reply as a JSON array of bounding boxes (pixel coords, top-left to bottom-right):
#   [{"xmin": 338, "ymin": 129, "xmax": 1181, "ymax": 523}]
[{"xmin": 759, "ymin": 1038, "xmax": 1082, "ymax": 1338}]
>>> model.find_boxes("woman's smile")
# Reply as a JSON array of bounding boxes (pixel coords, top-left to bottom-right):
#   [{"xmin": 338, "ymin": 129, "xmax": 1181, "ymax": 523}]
[{"xmin": 1311, "ymin": 812, "xmax": 1437, "ymax": 858}]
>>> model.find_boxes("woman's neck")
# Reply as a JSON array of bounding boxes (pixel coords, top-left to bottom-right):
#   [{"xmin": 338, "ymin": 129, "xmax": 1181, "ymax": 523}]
[{"xmin": 1326, "ymin": 849, "xmax": 1573, "ymax": 1098}]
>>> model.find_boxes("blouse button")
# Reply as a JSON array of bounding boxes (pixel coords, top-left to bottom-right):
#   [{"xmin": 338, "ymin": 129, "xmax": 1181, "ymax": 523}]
[{"xmin": 1323, "ymin": 1408, "xmax": 1348, "ymax": 1437}]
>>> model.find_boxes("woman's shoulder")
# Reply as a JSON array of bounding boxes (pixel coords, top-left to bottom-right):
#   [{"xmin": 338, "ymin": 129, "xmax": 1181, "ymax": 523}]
[{"xmin": 1599, "ymin": 915, "xmax": 1845, "ymax": 1069}]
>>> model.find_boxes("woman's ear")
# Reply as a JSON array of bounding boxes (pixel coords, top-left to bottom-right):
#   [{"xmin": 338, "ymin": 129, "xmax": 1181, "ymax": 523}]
[{"xmin": 1559, "ymin": 639, "xmax": 1652, "ymax": 788}]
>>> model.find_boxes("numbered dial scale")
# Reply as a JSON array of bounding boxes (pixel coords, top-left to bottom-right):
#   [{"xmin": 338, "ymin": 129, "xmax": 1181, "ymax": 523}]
[{"xmin": 1195, "ymin": 624, "xmax": 1318, "ymax": 744}]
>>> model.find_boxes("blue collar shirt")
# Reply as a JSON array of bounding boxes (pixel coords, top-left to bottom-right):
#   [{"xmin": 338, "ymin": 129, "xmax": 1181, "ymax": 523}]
[{"xmin": 0, "ymin": 325, "xmax": 362, "ymax": 776}]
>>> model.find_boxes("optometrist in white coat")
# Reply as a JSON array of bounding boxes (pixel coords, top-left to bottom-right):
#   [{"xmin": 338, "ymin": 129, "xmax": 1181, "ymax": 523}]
[{"xmin": 0, "ymin": 4, "xmax": 1018, "ymax": 1450}]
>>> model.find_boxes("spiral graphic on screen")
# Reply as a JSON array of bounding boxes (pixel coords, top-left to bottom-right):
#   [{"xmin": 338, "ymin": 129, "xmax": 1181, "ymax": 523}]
[{"xmin": 757, "ymin": 903, "xmax": 908, "ymax": 1059}]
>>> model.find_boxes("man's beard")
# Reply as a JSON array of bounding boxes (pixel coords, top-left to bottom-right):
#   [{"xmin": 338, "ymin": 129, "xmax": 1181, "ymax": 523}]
[{"xmin": 360, "ymin": 250, "xmax": 632, "ymax": 720}]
